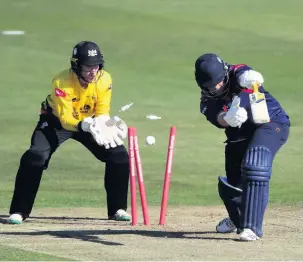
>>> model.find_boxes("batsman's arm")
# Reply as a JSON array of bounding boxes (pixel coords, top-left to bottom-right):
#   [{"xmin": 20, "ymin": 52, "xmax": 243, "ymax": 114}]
[
  {"xmin": 217, "ymin": 111, "xmax": 230, "ymax": 127},
  {"xmin": 200, "ymin": 97, "xmax": 227, "ymax": 129},
  {"xmin": 231, "ymin": 64, "xmax": 252, "ymax": 79}
]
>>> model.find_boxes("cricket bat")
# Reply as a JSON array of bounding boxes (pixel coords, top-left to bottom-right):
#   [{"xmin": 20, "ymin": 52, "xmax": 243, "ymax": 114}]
[{"xmin": 249, "ymin": 83, "xmax": 270, "ymax": 124}]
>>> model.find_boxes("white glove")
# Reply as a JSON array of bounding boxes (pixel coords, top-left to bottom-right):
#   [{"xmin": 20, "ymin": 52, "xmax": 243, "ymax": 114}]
[
  {"xmin": 80, "ymin": 117, "xmax": 104, "ymax": 145},
  {"xmin": 238, "ymin": 70, "xmax": 264, "ymax": 89},
  {"xmin": 223, "ymin": 96, "xmax": 248, "ymax": 128},
  {"xmin": 81, "ymin": 117, "xmax": 94, "ymax": 132},
  {"xmin": 112, "ymin": 116, "xmax": 128, "ymax": 139},
  {"xmin": 94, "ymin": 115, "xmax": 124, "ymax": 149}
]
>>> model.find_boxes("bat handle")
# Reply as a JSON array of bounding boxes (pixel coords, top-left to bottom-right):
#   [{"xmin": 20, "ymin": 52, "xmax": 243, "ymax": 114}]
[{"xmin": 252, "ymin": 83, "xmax": 259, "ymax": 93}]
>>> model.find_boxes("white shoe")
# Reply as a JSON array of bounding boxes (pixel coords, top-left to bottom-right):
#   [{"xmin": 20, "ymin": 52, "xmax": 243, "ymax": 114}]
[
  {"xmin": 216, "ymin": 217, "xmax": 237, "ymax": 233},
  {"xmin": 8, "ymin": 213, "xmax": 23, "ymax": 224},
  {"xmin": 108, "ymin": 209, "xmax": 131, "ymax": 221},
  {"xmin": 239, "ymin": 228, "xmax": 260, "ymax": 241}
]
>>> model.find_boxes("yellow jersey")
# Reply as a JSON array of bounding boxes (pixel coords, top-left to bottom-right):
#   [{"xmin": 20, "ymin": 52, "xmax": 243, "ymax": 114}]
[{"xmin": 41, "ymin": 69, "xmax": 112, "ymax": 131}]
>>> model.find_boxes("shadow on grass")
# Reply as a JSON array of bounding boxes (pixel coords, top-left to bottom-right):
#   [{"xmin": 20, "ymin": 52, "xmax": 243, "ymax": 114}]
[
  {"xmin": 0, "ymin": 215, "xmax": 108, "ymax": 221},
  {"xmin": 0, "ymin": 215, "xmax": 110, "ymax": 226},
  {"xmin": 0, "ymin": 228, "xmax": 236, "ymax": 246},
  {"xmin": 0, "ymin": 214, "xmax": 239, "ymax": 245}
]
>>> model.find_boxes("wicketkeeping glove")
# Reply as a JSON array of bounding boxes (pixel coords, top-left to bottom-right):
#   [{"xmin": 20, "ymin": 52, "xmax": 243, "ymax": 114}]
[
  {"xmin": 112, "ymin": 116, "xmax": 128, "ymax": 139},
  {"xmin": 80, "ymin": 117, "xmax": 104, "ymax": 145},
  {"xmin": 94, "ymin": 115, "xmax": 125, "ymax": 149}
]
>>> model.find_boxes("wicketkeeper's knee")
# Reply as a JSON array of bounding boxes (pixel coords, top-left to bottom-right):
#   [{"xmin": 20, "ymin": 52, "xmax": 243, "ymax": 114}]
[{"xmin": 21, "ymin": 149, "xmax": 50, "ymax": 168}]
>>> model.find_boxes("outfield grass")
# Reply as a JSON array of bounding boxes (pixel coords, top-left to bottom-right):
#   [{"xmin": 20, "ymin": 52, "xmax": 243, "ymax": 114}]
[
  {"xmin": 0, "ymin": 0, "xmax": 302, "ymax": 214},
  {"xmin": 0, "ymin": 244, "xmax": 72, "ymax": 261}
]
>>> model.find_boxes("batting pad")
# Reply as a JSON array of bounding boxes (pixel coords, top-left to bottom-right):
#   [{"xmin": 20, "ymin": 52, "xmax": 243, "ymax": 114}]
[{"xmin": 241, "ymin": 146, "xmax": 272, "ymax": 237}]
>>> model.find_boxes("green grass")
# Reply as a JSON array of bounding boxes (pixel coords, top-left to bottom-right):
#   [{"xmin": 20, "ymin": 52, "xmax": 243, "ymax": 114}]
[
  {"xmin": 0, "ymin": 244, "xmax": 72, "ymax": 261},
  {"xmin": 0, "ymin": 0, "xmax": 302, "ymax": 211},
  {"xmin": 1, "ymin": 0, "xmax": 302, "ymax": 260}
]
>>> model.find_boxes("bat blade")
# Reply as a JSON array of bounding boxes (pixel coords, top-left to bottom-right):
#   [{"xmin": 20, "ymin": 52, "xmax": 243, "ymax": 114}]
[{"xmin": 249, "ymin": 83, "xmax": 270, "ymax": 124}]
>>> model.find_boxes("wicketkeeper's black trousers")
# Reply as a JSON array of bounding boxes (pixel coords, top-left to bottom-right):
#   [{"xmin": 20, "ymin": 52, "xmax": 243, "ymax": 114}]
[{"xmin": 9, "ymin": 114, "xmax": 130, "ymax": 218}]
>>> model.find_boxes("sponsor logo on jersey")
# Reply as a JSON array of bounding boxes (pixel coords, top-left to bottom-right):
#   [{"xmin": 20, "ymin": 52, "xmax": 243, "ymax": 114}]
[
  {"xmin": 72, "ymin": 108, "xmax": 79, "ymax": 119},
  {"xmin": 222, "ymin": 105, "xmax": 228, "ymax": 112},
  {"xmin": 55, "ymin": 88, "xmax": 66, "ymax": 97},
  {"xmin": 80, "ymin": 104, "xmax": 91, "ymax": 113},
  {"xmin": 86, "ymin": 96, "xmax": 96, "ymax": 101},
  {"xmin": 72, "ymin": 97, "xmax": 80, "ymax": 102}
]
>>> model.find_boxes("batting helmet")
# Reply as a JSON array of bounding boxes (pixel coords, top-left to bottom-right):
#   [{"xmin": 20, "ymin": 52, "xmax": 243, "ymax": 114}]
[{"xmin": 195, "ymin": 53, "xmax": 229, "ymax": 98}]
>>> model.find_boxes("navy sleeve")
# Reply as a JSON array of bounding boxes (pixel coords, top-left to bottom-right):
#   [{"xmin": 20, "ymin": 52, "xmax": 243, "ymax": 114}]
[
  {"xmin": 200, "ymin": 96, "xmax": 226, "ymax": 129},
  {"xmin": 230, "ymin": 64, "xmax": 253, "ymax": 83}
]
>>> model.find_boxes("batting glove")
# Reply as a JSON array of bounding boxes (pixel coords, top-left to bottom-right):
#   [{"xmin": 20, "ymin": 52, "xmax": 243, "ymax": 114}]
[
  {"xmin": 238, "ymin": 70, "xmax": 264, "ymax": 89},
  {"xmin": 223, "ymin": 96, "xmax": 248, "ymax": 128}
]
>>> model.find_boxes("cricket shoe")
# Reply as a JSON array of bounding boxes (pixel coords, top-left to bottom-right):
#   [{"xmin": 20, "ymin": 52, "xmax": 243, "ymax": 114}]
[
  {"xmin": 7, "ymin": 213, "xmax": 23, "ymax": 224},
  {"xmin": 108, "ymin": 209, "xmax": 131, "ymax": 221},
  {"xmin": 216, "ymin": 217, "xmax": 237, "ymax": 233},
  {"xmin": 239, "ymin": 228, "xmax": 260, "ymax": 241}
]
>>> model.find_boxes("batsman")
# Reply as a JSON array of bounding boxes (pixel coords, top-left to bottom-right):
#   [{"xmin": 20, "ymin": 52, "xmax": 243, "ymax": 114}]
[
  {"xmin": 195, "ymin": 53, "xmax": 290, "ymax": 241},
  {"xmin": 8, "ymin": 41, "xmax": 131, "ymax": 224}
]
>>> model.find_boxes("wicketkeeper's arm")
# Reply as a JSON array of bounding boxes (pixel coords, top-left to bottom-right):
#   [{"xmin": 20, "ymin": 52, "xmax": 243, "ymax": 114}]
[{"xmin": 50, "ymin": 83, "xmax": 81, "ymax": 131}]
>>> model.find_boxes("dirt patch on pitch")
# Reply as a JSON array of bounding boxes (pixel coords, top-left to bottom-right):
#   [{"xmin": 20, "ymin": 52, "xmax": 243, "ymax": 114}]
[{"xmin": 0, "ymin": 206, "xmax": 302, "ymax": 261}]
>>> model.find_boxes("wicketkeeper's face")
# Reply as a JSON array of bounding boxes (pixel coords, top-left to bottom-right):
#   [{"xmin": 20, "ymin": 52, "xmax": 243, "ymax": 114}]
[{"xmin": 80, "ymin": 65, "xmax": 99, "ymax": 83}]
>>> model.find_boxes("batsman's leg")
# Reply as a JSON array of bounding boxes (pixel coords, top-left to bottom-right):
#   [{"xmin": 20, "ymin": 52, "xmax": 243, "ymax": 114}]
[
  {"xmin": 217, "ymin": 140, "xmax": 248, "ymax": 232},
  {"xmin": 240, "ymin": 123, "xmax": 289, "ymax": 241},
  {"xmin": 240, "ymin": 146, "xmax": 271, "ymax": 240},
  {"xmin": 217, "ymin": 176, "xmax": 242, "ymax": 232}
]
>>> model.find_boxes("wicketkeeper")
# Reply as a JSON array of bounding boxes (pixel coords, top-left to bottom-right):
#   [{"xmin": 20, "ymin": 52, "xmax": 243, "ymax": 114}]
[
  {"xmin": 8, "ymin": 41, "xmax": 131, "ymax": 224},
  {"xmin": 195, "ymin": 53, "xmax": 290, "ymax": 241}
]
